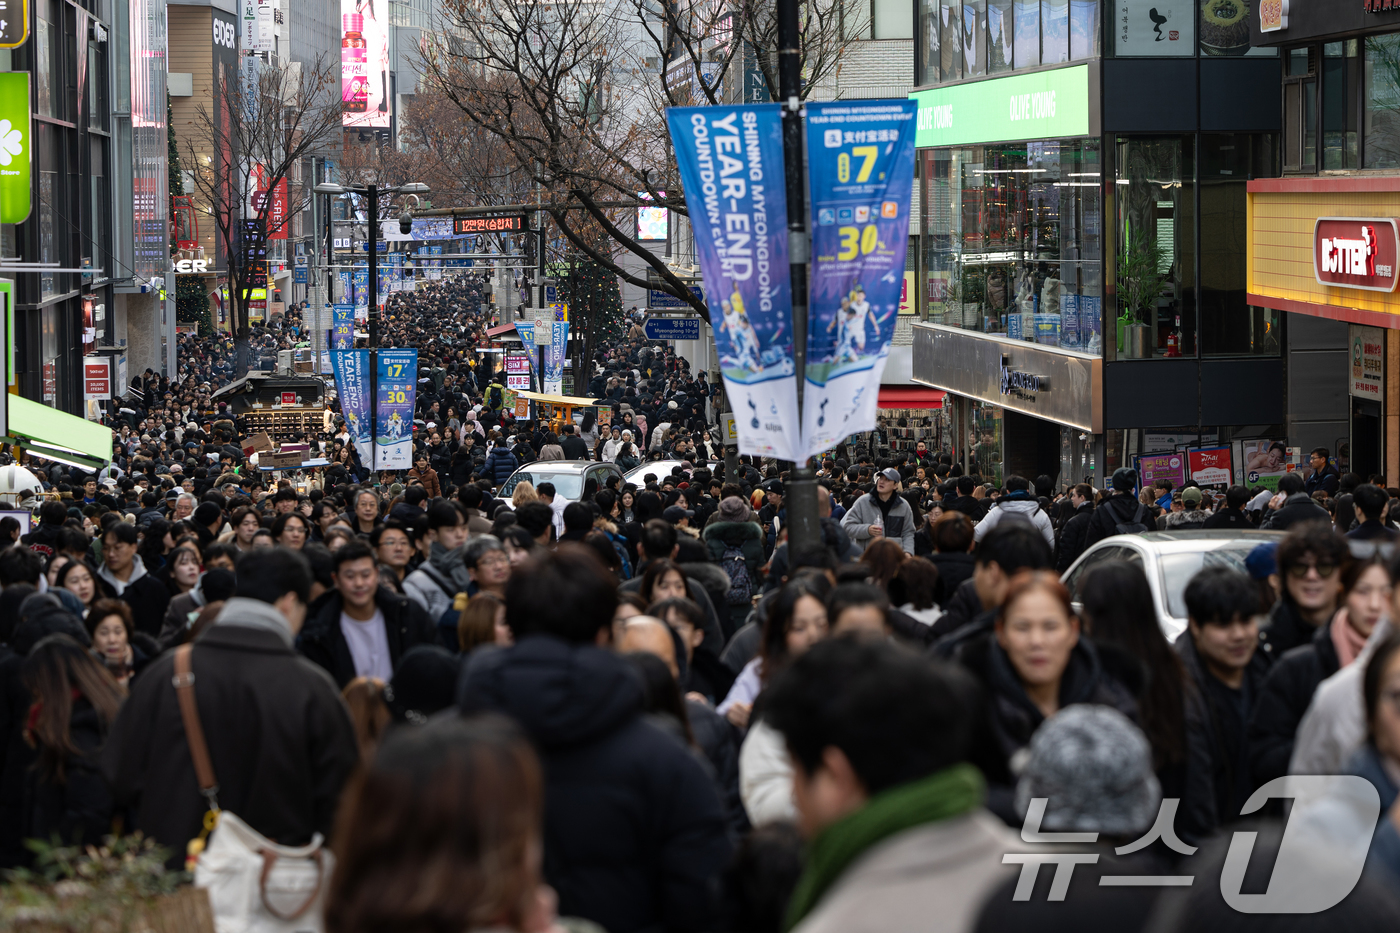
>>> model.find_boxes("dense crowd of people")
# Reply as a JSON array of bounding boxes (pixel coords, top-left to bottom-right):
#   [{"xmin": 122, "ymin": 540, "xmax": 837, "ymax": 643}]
[{"xmin": 1, "ymin": 273, "xmax": 1398, "ymax": 929}]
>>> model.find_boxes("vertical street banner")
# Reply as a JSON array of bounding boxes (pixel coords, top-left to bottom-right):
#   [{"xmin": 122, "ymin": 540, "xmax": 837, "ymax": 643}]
[
  {"xmin": 331, "ymin": 303, "xmax": 354, "ymax": 350},
  {"xmin": 801, "ymin": 100, "xmax": 919, "ymax": 459},
  {"xmin": 666, "ymin": 104, "xmax": 799, "ymax": 462},
  {"xmin": 544, "ymin": 320, "xmax": 569, "ymax": 395},
  {"xmin": 375, "ymin": 348, "xmax": 417, "ymax": 470},
  {"xmin": 330, "ymin": 349, "xmax": 373, "ymax": 466},
  {"xmin": 515, "ymin": 321, "xmax": 541, "ymax": 377}
]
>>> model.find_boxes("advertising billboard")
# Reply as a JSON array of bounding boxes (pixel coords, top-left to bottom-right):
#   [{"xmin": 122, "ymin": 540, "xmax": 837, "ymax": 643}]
[
  {"xmin": 637, "ymin": 191, "xmax": 668, "ymax": 241},
  {"xmin": 342, "ymin": 0, "xmax": 390, "ymax": 129}
]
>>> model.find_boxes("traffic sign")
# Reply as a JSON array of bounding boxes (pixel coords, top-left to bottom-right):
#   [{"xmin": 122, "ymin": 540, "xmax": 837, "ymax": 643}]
[
  {"xmin": 648, "ymin": 285, "xmax": 703, "ymax": 309},
  {"xmin": 644, "ymin": 316, "xmax": 701, "ymax": 341}
]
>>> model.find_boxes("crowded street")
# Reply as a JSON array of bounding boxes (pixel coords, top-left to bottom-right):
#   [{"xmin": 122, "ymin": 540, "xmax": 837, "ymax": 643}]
[{"xmin": 3, "ymin": 0, "xmax": 1400, "ymax": 929}]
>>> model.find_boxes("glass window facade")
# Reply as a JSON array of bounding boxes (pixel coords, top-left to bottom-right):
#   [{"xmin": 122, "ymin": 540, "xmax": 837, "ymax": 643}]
[
  {"xmin": 1112, "ymin": 134, "xmax": 1278, "ymax": 359},
  {"xmin": 923, "ymin": 139, "xmax": 1104, "ymax": 354},
  {"xmin": 1366, "ymin": 34, "xmax": 1400, "ymax": 169},
  {"xmin": 921, "ymin": 0, "xmax": 1097, "ymax": 83}
]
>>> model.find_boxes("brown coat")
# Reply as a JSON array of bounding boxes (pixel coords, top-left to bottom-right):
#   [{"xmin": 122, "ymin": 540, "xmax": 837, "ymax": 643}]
[{"xmin": 406, "ymin": 466, "xmax": 441, "ymax": 498}]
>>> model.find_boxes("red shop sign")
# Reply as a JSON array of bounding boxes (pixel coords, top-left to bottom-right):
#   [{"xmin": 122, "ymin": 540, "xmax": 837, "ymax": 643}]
[
  {"xmin": 281, "ymin": 391, "xmax": 297, "ymax": 405},
  {"xmin": 1313, "ymin": 217, "xmax": 1400, "ymax": 293}
]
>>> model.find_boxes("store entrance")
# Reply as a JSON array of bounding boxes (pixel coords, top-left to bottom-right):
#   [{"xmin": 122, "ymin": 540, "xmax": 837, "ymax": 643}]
[{"xmin": 1351, "ymin": 397, "xmax": 1382, "ymax": 481}]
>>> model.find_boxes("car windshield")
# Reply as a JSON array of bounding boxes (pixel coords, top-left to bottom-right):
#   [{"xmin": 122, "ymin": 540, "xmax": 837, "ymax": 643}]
[
  {"xmin": 1159, "ymin": 543, "xmax": 1262, "ymax": 619},
  {"xmin": 499, "ymin": 471, "xmax": 583, "ymax": 499}
]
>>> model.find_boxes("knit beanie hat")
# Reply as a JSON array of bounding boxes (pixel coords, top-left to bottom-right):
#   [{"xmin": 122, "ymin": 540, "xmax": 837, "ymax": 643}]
[
  {"xmin": 718, "ymin": 496, "xmax": 748, "ymax": 523},
  {"xmin": 1014, "ymin": 705, "xmax": 1160, "ymax": 836}
]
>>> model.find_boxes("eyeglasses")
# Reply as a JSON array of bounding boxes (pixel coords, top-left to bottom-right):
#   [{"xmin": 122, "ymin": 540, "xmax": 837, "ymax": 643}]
[{"xmin": 1287, "ymin": 561, "xmax": 1338, "ymax": 579}]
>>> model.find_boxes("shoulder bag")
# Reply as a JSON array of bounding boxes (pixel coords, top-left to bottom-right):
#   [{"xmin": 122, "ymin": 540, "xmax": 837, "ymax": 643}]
[{"xmin": 174, "ymin": 644, "xmax": 332, "ymax": 933}]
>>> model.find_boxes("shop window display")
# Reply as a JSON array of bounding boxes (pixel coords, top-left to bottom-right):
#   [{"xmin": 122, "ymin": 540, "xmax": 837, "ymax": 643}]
[
  {"xmin": 1113, "ymin": 136, "xmax": 1193, "ymax": 359},
  {"xmin": 923, "ymin": 139, "xmax": 1103, "ymax": 354}
]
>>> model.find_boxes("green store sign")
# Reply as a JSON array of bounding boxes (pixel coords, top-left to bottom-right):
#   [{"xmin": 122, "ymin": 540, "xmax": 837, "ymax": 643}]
[
  {"xmin": 0, "ymin": 73, "xmax": 32, "ymax": 225},
  {"xmin": 909, "ymin": 64, "xmax": 1092, "ymax": 149}
]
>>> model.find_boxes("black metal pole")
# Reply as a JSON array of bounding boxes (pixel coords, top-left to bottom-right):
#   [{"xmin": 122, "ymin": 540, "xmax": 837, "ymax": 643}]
[
  {"xmin": 777, "ymin": 0, "xmax": 819, "ymax": 554},
  {"xmin": 368, "ymin": 184, "xmax": 380, "ymax": 479}
]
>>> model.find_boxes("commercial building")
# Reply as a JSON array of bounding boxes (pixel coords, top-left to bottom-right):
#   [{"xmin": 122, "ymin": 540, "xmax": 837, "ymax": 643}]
[
  {"xmin": 1245, "ymin": 4, "xmax": 1400, "ymax": 482},
  {"xmin": 909, "ymin": 0, "xmax": 1283, "ymax": 487}
]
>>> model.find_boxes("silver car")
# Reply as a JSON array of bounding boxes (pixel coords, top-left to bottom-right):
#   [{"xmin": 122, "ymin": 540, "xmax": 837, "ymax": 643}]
[
  {"xmin": 497, "ymin": 460, "xmax": 625, "ymax": 504},
  {"xmin": 623, "ymin": 459, "xmax": 717, "ymax": 486},
  {"xmin": 1061, "ymin": 530, "xmax": 1284, "ymax": 641}
]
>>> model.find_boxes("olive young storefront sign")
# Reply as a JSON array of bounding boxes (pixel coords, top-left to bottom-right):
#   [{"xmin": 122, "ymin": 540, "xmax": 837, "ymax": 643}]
[
  {"xmin": 0, "ymin": 73, "xmax": 31, "ymax": 225},
  {"xmin": 909, "ymin": 65, "xmax": 1092, "ymax": 149},
  {"xmin": 1313, "ymin": 217, "xmax": 1400, "ymax": 293}
]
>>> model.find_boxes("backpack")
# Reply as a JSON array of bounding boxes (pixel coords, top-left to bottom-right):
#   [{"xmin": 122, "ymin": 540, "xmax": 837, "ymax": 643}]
[
  {"xmin": 487, "ymin": 383, "xmax": 504, "ymax": 409},
  {"xmin": 1114, "ymin": 502, "xmax": 1151, "ymax": 536},
  {"xmin": 720, "ymin": 544, "xmax": 752, "ymax": 606}
]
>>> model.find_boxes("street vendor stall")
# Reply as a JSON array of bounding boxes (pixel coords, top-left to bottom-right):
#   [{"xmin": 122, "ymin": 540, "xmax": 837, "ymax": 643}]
[
  {"xmin": 210, "ymin": 373, "xmax": 327, "ymax": 443},
  {"xmin": 512, "ymin": 390, "xmax": 601, "ymax": 434}
]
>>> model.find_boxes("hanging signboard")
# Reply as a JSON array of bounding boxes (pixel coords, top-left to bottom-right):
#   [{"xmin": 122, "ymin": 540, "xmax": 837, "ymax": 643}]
[
  {"xmin": 801, "ymin": 99, "xmax": 919, "ymax": 459},
  {"xmin": 666, "ymin": 103, "xmax": 799, "ymax": 461},
  {"xmin": 0, "ymin": 0, "xmax": 29, "ymax": 48},
  {"xmin": 375, "ymin": 348, "xmax": 417, "ymax": 469},
  {"xmin": 331, "ymin": 349, "xmax": 373, "ymax": 465},
  {"xmin": 82, "ymin": 358, "xmax": 111, "ymax": 401},
  {"xmin": 0, "ymin": 73, "xmax": 32, "ymax": 224}
]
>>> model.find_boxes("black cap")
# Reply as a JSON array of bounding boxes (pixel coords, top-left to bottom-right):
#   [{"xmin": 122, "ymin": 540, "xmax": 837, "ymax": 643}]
[
  {"xmin": 1112, "ymin": 467, "xmax": 1139, "ymax": 492},
  {"xmin": 662, "ymin": 505, "xmax": 694, "ymax": 524}
]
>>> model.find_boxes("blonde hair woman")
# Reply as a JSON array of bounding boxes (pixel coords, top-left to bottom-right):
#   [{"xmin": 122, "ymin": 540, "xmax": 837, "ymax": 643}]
[{"xmin": 511, "ymin": 481, "xmax": 539, "ymax": 511}]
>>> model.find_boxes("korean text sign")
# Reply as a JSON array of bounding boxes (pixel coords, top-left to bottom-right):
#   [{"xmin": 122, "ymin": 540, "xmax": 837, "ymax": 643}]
[
  {"xmin": 802, "ymin": 100, "xmax": 918, "ymax": 459},
  {"xmin": 666, "ymin": 104, "xmax": 800, "ymax": 461},
  {"xmin": 375, "ymin": 349, "xmax": 417, "ymax": 470}
]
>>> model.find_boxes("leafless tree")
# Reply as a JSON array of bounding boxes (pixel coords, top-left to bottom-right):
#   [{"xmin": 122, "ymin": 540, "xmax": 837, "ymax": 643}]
[
  {"xmin": 418, "ymin": 0, "xmax": 866, "ymax": 322},
  {"xmin": 180, "ymin": 56, "xmax": 342, "ymax": 374}
]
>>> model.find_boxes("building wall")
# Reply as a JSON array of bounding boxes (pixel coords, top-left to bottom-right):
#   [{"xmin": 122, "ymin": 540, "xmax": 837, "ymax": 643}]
[
  {"xmin": 169, "ymin": 5, "xmax": 219, "ymax": 262},
  {"xmin": 1285, "ymin": 311, "xmax": 1350, "ymax": 458}
]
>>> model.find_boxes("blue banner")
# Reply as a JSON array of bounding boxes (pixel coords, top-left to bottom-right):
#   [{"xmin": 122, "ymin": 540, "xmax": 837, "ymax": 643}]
[
  {"xmin": 375, "ymin": 349, "xmax": 418, "ymax": 470},
  {"xmin": 331, "ymin": 350, "xmax": 373, "ymax": 466},
  {"xmin": 666, "ymin": 104, "xmax": 799, "ymax": 462},
  {"xmin": 331, "ymin": 304, "xmax": 354, "ymax": 351},
  {"xmin": 544, "ymin": 320, "xmax": 569, "ymax": 395},
  {"xmin": 802, "ymin": 101, "xmax": 918, "ymax": 459},
  {"xmin": 515, "ymin": 321, "xmax": 541, "ymax": 375}
]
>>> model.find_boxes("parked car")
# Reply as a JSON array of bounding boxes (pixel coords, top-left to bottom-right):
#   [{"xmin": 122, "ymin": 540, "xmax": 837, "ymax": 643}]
[
  {"xmin": 623, "ymin": 459, "xmax": 717, "ymax": 486},
  {"xmin": 498, "ymin": 460, "xmax": 625, "ymax": 505},
  {"xmin": 1061, "ymin": 530, "xmax": 1284, "ymax": 641}
]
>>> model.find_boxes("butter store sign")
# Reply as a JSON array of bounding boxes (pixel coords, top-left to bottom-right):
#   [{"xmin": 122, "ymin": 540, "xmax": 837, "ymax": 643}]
[{"xmin": 910, "ymin": 65, "xmax": 1091, "ymax": 149}]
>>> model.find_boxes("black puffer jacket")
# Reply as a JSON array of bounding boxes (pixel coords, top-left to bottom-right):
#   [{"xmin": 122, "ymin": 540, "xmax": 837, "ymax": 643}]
[
  {"xmin": 459, "ymin": 635, "xmax": 732, "ymax": 933},
  {"xmin": 1248, "ymin": 618, "xmax": 1342, "ymax": 789},
  {"xmin": 954, "ymin": 632, "xmax": 1139, "ymax": 824}
]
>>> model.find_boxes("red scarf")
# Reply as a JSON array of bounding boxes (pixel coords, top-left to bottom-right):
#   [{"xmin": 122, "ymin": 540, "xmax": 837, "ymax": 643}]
[{"xmin": 1331, "ymin": 609, "xmax": 1372, "ymax": 668}]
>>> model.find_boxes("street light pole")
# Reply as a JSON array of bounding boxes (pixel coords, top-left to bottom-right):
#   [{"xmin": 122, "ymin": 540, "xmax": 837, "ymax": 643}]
[
  {"xmin": 314, "ymin": 179, "xmax": 428, "ymax": 484},
  {"xmin": 777, "ymin": 0, "xmax": 820, "ymax": 554},
  {"xmin": 367, "ymin": 183, "xmax": 380, "ymax": 480}
]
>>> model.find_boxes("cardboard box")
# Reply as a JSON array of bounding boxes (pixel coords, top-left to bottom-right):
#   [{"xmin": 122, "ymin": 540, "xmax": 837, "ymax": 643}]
[
  {"xmin": 242, "ymin": 432, "xmax": 274, "ymax": 456},
  {"xmin": 264, "ymin": 450, "xmax": 305, "ymax": 469}
]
